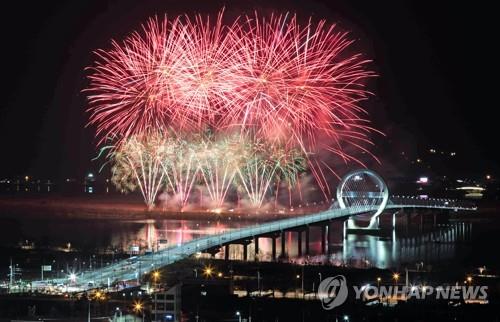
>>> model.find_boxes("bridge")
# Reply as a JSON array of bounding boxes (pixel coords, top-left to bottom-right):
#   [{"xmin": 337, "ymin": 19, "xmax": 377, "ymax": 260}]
[{"xmin": 35, "ymin": 170, "xmax": 476, "ymax": 291}]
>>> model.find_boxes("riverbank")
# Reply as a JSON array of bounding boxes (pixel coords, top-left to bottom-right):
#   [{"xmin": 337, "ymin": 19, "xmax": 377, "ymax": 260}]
[{"xmin": 0, "ymin": 194, "xmax": 327, "ymax": 221}]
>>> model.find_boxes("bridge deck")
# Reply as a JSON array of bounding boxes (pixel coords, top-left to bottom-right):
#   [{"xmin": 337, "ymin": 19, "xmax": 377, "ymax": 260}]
[{"xmin": 39, "ymin": 200, "xmax": 475, "ymax": 290}]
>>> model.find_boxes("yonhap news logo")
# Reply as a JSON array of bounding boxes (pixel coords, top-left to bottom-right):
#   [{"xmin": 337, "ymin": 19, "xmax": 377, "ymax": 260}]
[
  {"xmin": 318, "ymin": 275, "xmax": 349, "ymax": 309},
  {"xmin": 317, "ymin": 275, "xmax": 488, "ymax": 310}
]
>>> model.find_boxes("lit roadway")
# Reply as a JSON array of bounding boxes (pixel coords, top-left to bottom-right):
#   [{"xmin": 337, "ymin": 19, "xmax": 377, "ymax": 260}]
[{"xmin": 37, "ymin": 197, "xmax": 475, "ymax": 291}]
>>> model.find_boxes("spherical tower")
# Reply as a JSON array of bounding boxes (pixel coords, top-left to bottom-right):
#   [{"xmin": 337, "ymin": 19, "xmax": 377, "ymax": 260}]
[{"xmin": 336, "ymin": 169, "xmax": 389, "ymax": 229}]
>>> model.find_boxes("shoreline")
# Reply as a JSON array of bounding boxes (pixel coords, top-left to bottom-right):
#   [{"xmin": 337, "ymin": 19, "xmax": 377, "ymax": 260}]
[
  {"xmin": 0, "ymin": 194, "xmax": 327, "ymax": 221},
  {"xmin": 0, "ymin": 194, "xmax": 495, "ymax": 222}
]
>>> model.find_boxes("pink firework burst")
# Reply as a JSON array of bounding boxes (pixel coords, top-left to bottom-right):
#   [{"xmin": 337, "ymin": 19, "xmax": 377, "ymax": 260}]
[
  {"xmin": 86, "ymin": 10, "xmax": 382, "ymax": 199},
  {"xmin": 86, "ymin": 12, "xmax": 240, "ymax": 142},
  {"xmin": 218, "ymin": 13, "xmax": 380, "ymax": 195},
  {"xmin": 221, "ymin": 13, "xmax": 377, "ymax": 155},
  {"xmin": 86, "ymin": 16, "xmax": 182, "ymax": 142}
]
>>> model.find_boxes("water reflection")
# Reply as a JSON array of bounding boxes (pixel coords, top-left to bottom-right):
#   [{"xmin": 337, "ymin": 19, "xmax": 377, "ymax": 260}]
[
  {"xmin": 1, "ymin": 214, "xmax": 473, "ymax": 271},
  {"xmin": 111, "ymin": 220, "xmax": 472, "ymax": 270},
  {"xmin": 337, "ymin": 222, "xmax": 472, "ymax": 269},
  {"xmin": 111, "ymin": 220, "xmax": 234, "ymax": 252}
]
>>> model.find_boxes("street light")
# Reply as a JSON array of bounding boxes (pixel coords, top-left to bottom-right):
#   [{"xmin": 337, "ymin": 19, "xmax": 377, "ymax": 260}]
[
  {"xmin": 376, "ymin": 277, "xmax": 382, "ymax": 301},
  {"xmin": 203, "ymin": 264, "xmax": 214, "ymax": 278},
  {"xmin": 393, "ymin": 273, "xmax": 400, "ymax": 284},
  {"xmin": 87, "ymin": 290, "xmax": 105, "ymax": 322},
  {"xmin": 94, "ymin": 291, "xmax": 104, "ymax": 300},
  {"xmin": 236, "ymin": 311, "xmax": 242, "ymax": 322},
  {"xmin": 152, "ymin": 270, "xmax": 161, "ymax": 322},
  {"xmin": 152, "ymin": 270, "xmax": 161, "ymax": 292},
  {"xmin": 133, "ymin": 301, "xmax": 145, "ymax": 322}
]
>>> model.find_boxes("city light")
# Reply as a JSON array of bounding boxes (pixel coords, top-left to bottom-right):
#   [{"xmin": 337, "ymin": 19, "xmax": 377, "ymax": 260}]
[
  {"xmin": 203, "ymin": 265, "xmax": 214, "ymax": 278},
  {"xmin": 133, "ymin": 301, "xmax": 144, "ymax": 313},
  {"xmin": 93, "ymin": 291, "xmax": 105, "ymax": 300},
  {"xmin": 417, "ymin": 177, "xmax": 429, "ymax": 184},
  {"xmin": 457, "ymin": 186, "xmax": 485, "ymax": 191}
]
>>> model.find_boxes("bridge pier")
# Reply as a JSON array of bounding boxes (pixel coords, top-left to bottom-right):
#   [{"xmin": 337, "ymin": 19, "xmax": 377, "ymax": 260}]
[
  {"xmin": 327, "ymin": 223, "xmax": 334, "ymax": 253},
  {"xmin": 206, "ymin": 247, "xmax": 221, "ymax": 257},
  {"xmin": 272, "ymin": 236, "xmax": 277, "ymax": 261},
  {"xmin": 305, "ymin": 227, "xmax": 310, "ymax": 255},
  {"xmin": 321, "ymin": 226, "xmax": 326, "ymax": 254},
  {"xmin": 297, "ymin": 231, "xmax": 302, "ymax": 256},
  {"xmin": 224, "ymin": 244, "xmax": 230, "ymax": 261},
  {"xmin": 254, "ymin": 237, "xmax": 259, "ymax": 261},
  {"xmin": 281, "ymin": 231, "xmax": 286, "ymax": 258}
]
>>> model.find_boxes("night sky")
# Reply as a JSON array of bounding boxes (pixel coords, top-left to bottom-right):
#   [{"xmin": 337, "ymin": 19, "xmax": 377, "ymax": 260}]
[{"xmin": 0, "ymin": 0, "xmax": 496, "ymax": 179}]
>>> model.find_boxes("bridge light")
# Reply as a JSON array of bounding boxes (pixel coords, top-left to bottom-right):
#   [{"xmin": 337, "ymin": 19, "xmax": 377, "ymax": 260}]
[{"xmin": 68, "ymin": 273, "xmax": 77, "ymax": 282}]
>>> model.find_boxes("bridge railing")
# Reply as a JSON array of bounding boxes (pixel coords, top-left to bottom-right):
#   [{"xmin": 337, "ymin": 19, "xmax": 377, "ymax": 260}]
[{"xmin": 389, "ymin": 196, "xmax": 476, "ymax": 210}]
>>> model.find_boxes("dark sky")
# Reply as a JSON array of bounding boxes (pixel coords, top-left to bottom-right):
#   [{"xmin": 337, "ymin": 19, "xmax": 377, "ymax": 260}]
[{"xmin": 0, "ymin": 0, "xmax": 497, "ymax": 179}]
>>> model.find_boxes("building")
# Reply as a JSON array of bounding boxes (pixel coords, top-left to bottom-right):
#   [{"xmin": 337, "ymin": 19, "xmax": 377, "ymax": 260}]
[{"xmin": 151, "ymin": 284, "xmax": 181, "ymax": 322}]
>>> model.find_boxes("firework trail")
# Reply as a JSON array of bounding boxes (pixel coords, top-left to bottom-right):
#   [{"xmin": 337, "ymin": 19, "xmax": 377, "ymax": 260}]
[
  {"xmin": 108, "ymin": 132, "xmax": 166, "ymax": 209},
  {"xmin": 86, "ymin": 10, "xmax": 380, "ymax": 209},
  {"xmin": 159, "ymin": 135, "xmax": 200, "ymax": 209},
  {"xmin": 197, "ymin": 134, "xmax": 245, "ymax": 208},
  {"xmin": 235, "ymin": 139, "xmax": 307, "ymax": 208}
]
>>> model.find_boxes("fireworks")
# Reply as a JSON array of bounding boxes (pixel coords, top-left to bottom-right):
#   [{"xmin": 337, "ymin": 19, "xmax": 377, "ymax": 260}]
[
  {"xmin": 87, "ymin": 10, "xmax": 379, "ymax": 210},
  {"xmin": 108, "ymin": 132, "xmax": 166, "ymax": 209},
  {"xmin": 236, "ymin": 140, "xmax": 307, "ymax": 208},
  {"xmin": 197, "ymin": 134, "xmax": 245, "ymax": 208}
]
